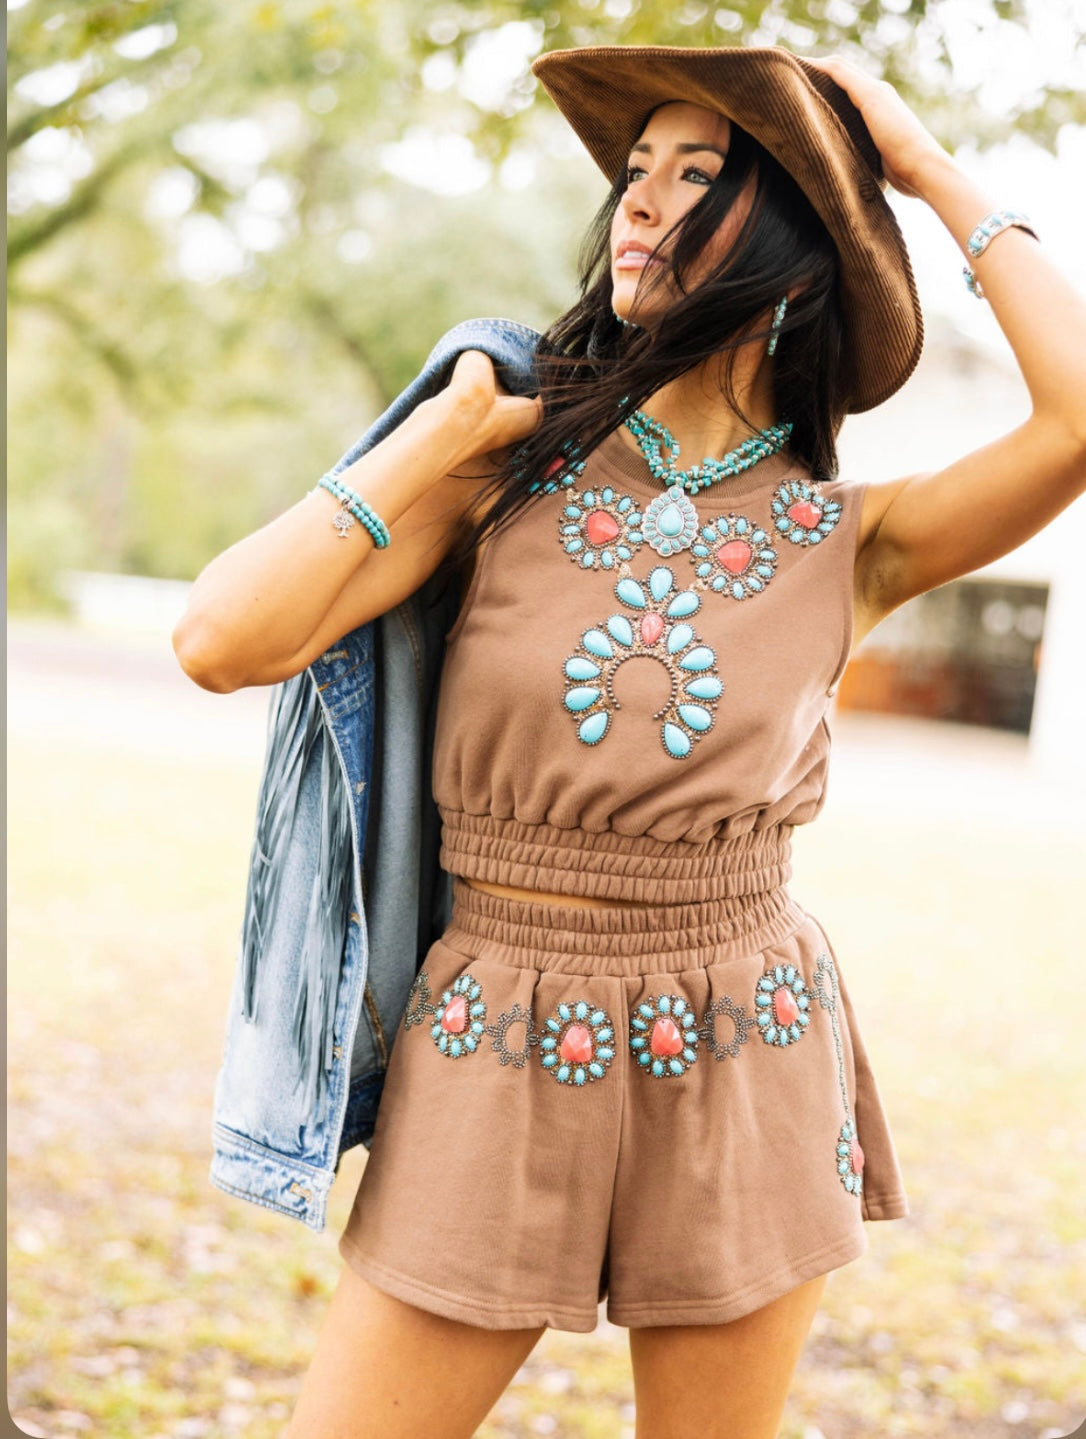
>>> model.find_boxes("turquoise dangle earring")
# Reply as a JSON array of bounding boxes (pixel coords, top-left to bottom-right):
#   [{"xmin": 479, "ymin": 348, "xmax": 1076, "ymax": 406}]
[{"xmin": 767, "ymin": 295, "xmax": 788, "ymax": 357}]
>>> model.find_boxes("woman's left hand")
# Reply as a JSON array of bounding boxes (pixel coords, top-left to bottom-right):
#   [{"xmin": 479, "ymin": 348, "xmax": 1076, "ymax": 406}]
[{"xmin": 807, "ymin": 54, "xmax": 949, "ymax": 197}]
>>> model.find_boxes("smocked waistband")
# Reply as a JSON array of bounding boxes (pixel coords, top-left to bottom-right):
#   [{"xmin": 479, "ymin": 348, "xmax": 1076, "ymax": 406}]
[
  {"xmin": 438, "ymin": 808, "xmax": 794, "ymax": 906},
  {"xmin": 444, "ymin": 876, "xmax": 807, "ymax": 976}
]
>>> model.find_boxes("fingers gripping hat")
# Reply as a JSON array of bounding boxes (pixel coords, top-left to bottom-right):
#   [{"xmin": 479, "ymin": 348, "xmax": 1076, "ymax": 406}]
[{"xmin": 530, "ymin": 45, "xmax": 924, "ymax": 412}]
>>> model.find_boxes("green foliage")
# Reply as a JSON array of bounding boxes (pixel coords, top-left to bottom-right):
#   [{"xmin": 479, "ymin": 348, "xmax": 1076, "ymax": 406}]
[{"xmin": 7, "ymin": 0, "xmax": 1083, "ymax": 601}]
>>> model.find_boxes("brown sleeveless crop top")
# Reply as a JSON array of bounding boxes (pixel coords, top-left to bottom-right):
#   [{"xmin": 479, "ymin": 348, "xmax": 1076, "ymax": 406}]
[{"xmin": 432, "ymin": 428, "xmax": 866, "ymax": 904}]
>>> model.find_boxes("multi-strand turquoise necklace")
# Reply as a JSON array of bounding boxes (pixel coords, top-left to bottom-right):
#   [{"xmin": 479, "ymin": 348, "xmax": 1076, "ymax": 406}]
[
  {"xmin": 528, "ymin": 408, "xmax": 794, "ymax": 499},
  {"xmin": 623, "ymin": 408, "xmax": 794, "ymax": 496},
  {"xmin": 534, "ymin": 402, "xmax": 840, "ymax": 576}
]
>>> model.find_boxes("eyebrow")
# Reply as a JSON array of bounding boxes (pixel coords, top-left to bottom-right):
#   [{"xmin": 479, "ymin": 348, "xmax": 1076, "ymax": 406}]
[{"xmin": 629, "ymin": 142, "xmax": 728, "ymax": 159}]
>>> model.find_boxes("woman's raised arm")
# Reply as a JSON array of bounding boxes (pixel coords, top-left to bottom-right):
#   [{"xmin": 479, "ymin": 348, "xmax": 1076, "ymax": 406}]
[
  {"xmin": 172, "ymin": 351, "xmax": 540, "ymax": 693},
  {"xmin": 809, "ymin": 56, "xmax": 1086, "ymax": 642}
]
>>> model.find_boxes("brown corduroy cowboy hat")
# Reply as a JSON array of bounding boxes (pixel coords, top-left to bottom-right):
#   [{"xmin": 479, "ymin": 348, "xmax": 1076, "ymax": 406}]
[{"xmin": 530, "ymin": 44, "xmax": 924, "ymax": 412}]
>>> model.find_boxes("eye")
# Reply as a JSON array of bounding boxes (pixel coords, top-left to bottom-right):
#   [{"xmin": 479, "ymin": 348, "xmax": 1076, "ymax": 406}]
[
  {"xmin": 625, "ymin": 163, "xmax": 647, "ymax": 186},
  {"xmin": 682, "ymin": 166, "xmax": 715, "ymax": 186}
]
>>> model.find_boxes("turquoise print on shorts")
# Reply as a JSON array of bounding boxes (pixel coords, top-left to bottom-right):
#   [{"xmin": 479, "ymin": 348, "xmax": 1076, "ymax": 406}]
[
  {"xmin": 404, "ymin": 967, "xmax": 435, "ymax": 1029},
  {"xmin": 698, "ymin": 994, "xmax": 756, "ymax": 1060},
  {"xmin": 754, "ymin": 963, "xmax": 812, "ymax": 1047},
  {"xmin": 813, "ymin": 953, "xmax": 865, "ymax": 1197},
  {"xmin": 431, "ymin": 972, "xmax": 488, "ymax": 1058},
  {"xmin": 835, "ymin": 1118, "xmax": 865, "ymax": 1196},
  {"xmin": 629, "ymin": 993, "xmax": 700, "ymax": 1077},
  {"xmin": 538, "ymin": 999, "xmax": 616, "ymax": 1085},
  {"xmin": 485, "ymin": 1001, "xmax": 540, "ymax": 1070}
]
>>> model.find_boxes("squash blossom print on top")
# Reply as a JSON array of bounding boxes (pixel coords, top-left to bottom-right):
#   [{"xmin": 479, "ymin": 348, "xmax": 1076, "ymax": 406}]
[{"xmin": 561, "ymin": 566, "xmax": 723, "ymax": 760}]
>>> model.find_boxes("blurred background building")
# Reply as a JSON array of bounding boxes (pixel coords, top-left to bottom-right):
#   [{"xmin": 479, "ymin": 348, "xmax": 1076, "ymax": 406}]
[{"xmin": 836, "ymin": 315, "xmax": 1085, "ymax": 780}]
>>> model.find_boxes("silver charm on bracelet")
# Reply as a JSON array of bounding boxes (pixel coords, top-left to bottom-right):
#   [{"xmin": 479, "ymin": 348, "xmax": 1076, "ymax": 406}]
[{"xmin": 332, "ymin": 501, "xmax": 355, "ymax": 538}]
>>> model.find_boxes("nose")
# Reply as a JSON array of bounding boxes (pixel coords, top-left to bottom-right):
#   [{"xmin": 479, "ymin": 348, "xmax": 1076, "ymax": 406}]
[{"xmin": 620, "ymin": 176, "xmax": 659, "ymax": 226}]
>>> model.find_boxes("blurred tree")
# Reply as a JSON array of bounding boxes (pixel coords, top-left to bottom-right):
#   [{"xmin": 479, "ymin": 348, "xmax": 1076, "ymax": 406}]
[
  {"xmin": 7, "ymin": 0, "xmax": 1084, "ymax": 599},
  {"xmin": 10, "ymin": 0, "xmax": 1083, "ymax": 399}
]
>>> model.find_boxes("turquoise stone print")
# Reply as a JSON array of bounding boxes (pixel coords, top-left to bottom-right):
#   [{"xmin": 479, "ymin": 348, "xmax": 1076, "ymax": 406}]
[
  {"xmin": 561, "ymin": 568, "xmax": 723, "ymax": 761},
  {"xmin": 688, "ymin": 513, "xmax": 779, "ymax": 601},
  {"xmin": 770, "ymin": 479, "xmax": 843, "ymax": 548},
  {"xmin": 538, "ymin": 998, "xmax": 616, "ymax": 1085},
  {"xmin": 430, "ymin": 972, "xmax": 488, "ymax": 1058},
  {"xmin": 813, "ymin": 952, "xmax": 864, "ymax": 1198},
  {"xmin": 629, "ymin": 993, "xmax": 701, "ymax": 1078},
  {"xmin": 641, "ymin": 484, "xmax": 699, "ymax": 557},
  {"xmin": 754, "ymin": 964, "xmax": 813, "ymax": 1048},
  {"xmin": 555, "ymin": 484, "xmax": 645, "ymax": 569}
]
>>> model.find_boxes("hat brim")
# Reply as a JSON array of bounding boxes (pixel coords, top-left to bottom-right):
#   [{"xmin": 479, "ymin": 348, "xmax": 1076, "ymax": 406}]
[{"xmin": 531, "ymin": 45, "xmax": 923, "ymax": 413}]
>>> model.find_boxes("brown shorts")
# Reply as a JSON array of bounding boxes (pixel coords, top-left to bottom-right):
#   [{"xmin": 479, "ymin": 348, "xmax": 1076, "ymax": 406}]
[{"xmin": 338, "ymin": 876, "xmax": 909, "ymax": 1333}]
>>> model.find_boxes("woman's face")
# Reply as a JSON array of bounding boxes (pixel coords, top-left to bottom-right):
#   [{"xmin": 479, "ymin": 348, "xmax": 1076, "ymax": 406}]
[{"xmin": 610, "ymin": 101, "xmax": 755, "ymax": 329}]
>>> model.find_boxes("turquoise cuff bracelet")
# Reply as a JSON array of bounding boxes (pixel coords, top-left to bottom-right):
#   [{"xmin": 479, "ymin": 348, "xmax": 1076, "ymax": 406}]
[
  {"xmin": 317, "ymin": 473, "xmax": 392, "ymax": 548},
  {"xmin": 963, "ymin": 209, "xmax": 1039, "ymax": 300}
]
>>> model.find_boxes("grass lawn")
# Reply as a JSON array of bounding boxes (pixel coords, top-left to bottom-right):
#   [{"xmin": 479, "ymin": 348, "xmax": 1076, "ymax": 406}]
[{"xmin": 7, "ymin": 631, "xmax": 1085, "ymax": 1439}]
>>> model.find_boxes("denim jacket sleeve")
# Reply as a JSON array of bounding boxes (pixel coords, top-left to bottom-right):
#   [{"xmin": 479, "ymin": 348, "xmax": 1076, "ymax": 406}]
[{"xmin": 209, "ymin": 317, "xmax": 542, "ymax": 1232}]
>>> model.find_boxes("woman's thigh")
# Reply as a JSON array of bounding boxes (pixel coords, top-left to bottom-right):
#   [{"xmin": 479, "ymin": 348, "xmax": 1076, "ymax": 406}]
[
  {"xmin": 628, "ymin": 1272, "xmax": 828, "ymax": 1439},
  {"xmin": 285, "ymin": 1261, "xmax": 547, "ymax": 1439}
]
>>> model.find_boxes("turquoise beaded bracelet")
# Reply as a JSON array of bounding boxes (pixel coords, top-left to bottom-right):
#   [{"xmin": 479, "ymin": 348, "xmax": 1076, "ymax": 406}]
[
  {"xmin": 319, "ymin": 476, "xmax": 391, "ymax": 547},
  {"xmin": 316, "ymin": 473, "xmax": 391, "ymax": 548}
]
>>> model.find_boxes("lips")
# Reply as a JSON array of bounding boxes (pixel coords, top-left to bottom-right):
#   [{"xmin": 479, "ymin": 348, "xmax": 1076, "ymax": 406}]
[{"xmin": 614, "ymin": 240, "xmax": 658, "ymax": 271}]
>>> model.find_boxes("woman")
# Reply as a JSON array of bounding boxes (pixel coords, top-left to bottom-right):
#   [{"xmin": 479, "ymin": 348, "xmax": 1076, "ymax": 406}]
[{"xmin": 174, "ymin": 44, "xmax": 1086, "ymax": 1439}]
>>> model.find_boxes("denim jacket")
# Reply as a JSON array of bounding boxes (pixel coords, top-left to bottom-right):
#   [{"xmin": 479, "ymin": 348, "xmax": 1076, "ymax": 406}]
[{"xmin": 210, "ymin": 318, "xmax": 541, "ymax": 1232}]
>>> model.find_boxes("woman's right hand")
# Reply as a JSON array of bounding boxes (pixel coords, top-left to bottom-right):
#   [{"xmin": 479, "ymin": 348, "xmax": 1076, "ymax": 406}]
[
  {"xmin": 173, "ymin": 347, "xmax": 541, "ymax": 693},
  {"xmin": 439, "ymin": 349, "xmax": 543, "ymax": 467}
]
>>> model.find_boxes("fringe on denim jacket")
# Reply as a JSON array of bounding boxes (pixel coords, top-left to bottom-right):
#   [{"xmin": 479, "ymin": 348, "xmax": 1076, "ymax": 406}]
[{"xmin": 209, "ymin": 319, "xmax": 541, "ymax": 1232}]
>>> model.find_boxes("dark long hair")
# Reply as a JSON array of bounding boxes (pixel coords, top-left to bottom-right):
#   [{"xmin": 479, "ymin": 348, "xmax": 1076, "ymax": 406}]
[{"xmin": 433, "ymin": 117, "xmax": 849, "ymax": 592}]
